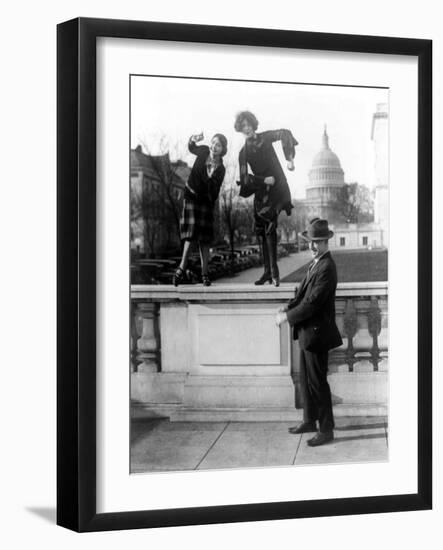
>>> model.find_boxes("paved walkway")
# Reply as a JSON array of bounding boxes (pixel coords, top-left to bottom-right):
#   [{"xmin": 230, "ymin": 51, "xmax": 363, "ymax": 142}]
[
  {"xmin": 216, "ymin": 251, "xmax": 312, "ymax": 284},
  {"xmin": 131, "ymin": 416, "xmax": 388, "ymax": 473}
]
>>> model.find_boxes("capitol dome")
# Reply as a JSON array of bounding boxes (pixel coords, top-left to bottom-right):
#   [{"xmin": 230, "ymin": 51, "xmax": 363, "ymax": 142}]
[
  {"xmin": 307, "ymin": 126, "xmax": 345, "ymax": 191},
  {"xmin": 312, "ymin": 147, "xmax": 342, "ymax": 168}
]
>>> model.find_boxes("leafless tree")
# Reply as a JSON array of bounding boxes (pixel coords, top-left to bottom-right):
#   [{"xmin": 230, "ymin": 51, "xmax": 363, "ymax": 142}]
[
  {"xmin": 141, "ymin": 192, "xmax": 163, "ymax": 258},
  {"xmin": 131, "ymin": 135, "xmax": 190, "ymax": 255},
  {"xmin": 331, "ymin": 183, "xmax": 374, "ymax": 224},
  {"xmin": 218, "ymin": 159, "xmax": 255, "ymax": 257},
  {"xmin": 276, "ymin": 200, "xmax": 311, "ymax": 250},
  {"xmin": 278, "ymin": 208, "xmax": 297, "ymax": 243}
]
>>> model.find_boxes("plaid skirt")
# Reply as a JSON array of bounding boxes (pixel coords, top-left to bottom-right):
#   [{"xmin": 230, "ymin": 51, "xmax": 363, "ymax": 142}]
[{"xmin": 180, "ymin": 198, "xmax": 215, "ymax": 244}]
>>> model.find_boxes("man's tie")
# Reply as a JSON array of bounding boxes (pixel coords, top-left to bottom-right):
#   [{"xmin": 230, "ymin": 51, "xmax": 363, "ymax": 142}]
[{"xmin": 307, "ymin": 261, "xmax": 316, "ymax": 280}]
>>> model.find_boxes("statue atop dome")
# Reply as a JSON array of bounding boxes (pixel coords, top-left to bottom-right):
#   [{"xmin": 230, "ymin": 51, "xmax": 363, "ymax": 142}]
[{"xmin": 322, "ymin": 124, "xmax": 330, "ymax": 150}]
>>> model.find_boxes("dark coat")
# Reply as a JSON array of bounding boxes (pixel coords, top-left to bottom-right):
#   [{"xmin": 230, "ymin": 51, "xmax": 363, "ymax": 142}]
[
  {"xmin": 180, "ymin": 140, "xmax": 225, "ymax": 243},
  {"xmin": 184, "ymin": 140, "xmax": 225, "ymax": 204},
  {"xmin": 237, "ymin": 130, "xmax": 297, "ymax": 214},
  {"xmin": 286, "ymin": 251, "xmax": 343, "ymax": 353}
]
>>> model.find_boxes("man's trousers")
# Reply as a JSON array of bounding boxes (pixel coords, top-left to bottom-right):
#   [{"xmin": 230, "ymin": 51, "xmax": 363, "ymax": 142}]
[{"xmin": 299, "ymin": 348, "xmax": 334, "ymax": 433}]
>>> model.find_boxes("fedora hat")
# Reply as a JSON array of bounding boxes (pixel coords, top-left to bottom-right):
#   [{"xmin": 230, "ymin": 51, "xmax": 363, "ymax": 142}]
[{"xmin": 301, "ymin": 218, "xmax": 334, "ymax": 241}]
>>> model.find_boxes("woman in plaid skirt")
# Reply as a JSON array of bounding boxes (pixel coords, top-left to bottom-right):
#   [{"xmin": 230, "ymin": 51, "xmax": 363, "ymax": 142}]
[{"xmin": 173, "ymin": 133, "xmax": 227, "ymax": 286}]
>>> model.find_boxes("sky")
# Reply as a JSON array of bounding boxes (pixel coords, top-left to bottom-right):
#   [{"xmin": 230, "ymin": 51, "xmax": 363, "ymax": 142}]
[{"xmin": 130, "ymin": 75, "xmax": 388, "ymax": 199}]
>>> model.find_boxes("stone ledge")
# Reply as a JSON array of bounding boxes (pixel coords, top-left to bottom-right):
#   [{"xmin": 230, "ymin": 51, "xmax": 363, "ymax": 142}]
[
  {"xmin": 131, "ymin": 404, "xmax": 387, "ymax": 422},
  {"xmin": 131, "ymin": 281, "xmax": 388, "ymax": 302},
  {"xmin": 333, "ymin": 404, "xmax": 388, "ymax": 417},
  {"xmin": 131, "ymin": 403, "xmax": 181, "ymax": 419},
  {"xmin": 171, "ymin": 407, "xmax": 302, "ymax": 422},
  {"xmin": 183, "ymin": 375, "xmax": 294, "ymax": 408},
  {"xmin": 131, "ymin": 372, "xmax": 187, "ymax": 404},
  {"xmin": 184, "ymin": 375, "xmax": 295, "ymax": 387}
]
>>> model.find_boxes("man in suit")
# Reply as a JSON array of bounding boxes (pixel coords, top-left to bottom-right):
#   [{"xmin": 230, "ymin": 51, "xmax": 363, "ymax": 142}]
[{"xmin": 276, "ymin": 218, "xmax": 342, "ymax": 446}]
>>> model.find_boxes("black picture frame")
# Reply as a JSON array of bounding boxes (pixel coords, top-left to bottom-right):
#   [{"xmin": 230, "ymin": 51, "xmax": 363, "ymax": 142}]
[{"xmin": 57, "ymin": 17, "xmax": 432, "ymax": 532}]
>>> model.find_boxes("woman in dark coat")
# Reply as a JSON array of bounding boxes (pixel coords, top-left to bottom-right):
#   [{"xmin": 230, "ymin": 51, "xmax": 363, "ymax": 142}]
[
  {"xmin": 235, "ymin": 111, "xmax": 298, "ymax": 286},
  {"xmin": 173, "ymin": 132, "xmax": 227, "ymax": 286}
]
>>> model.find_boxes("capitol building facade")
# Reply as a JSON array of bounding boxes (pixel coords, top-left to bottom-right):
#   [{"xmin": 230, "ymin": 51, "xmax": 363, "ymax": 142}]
[
  {"xmin": 301, "ymin": 104, "xmax": 388, "ymax": 250},
  {"xmin": 304, "ymin": 126, "xmax": 346, "ymax": 224}
]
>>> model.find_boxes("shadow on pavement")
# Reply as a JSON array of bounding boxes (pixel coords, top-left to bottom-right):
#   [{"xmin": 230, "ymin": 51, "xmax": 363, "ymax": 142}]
[
  {"xmin": 333, "ymin": 433, "xmax": 386, "ymax": 443},
  {"xmin": 335, "ymin": 422, "xmax": 386, "ymax": 431},
  {"xmin": 131, "ymin": 418, "xmax": 165, "ymax": 445}
]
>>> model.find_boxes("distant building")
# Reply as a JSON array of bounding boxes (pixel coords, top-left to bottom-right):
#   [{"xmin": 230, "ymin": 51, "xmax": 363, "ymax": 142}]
[
  {"xmin": 371, "ymin": 103, "xmax": 389, "ymax": 247},
  {"xmin": 300, "ymin": 109, "xmax": 388, "ymax": 250},
  {"xmin": 328, "ymin": 223, "xmax": 384, "ymax": 250},
  {"xmin": 130, "ymin": 145, "xmax": 189, "ymax": 257},
  {"xmin": 303, "ymin": 126, "xmax": 345, "ymax": 225}
]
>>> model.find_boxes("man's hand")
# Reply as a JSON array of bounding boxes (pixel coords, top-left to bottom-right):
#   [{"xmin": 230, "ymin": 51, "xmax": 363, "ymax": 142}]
[
  {"xmin": 275, "ymin": 311, "xmax": 288, "ymax": 327},
  {"xmin": 264, "ymin": 176, "xmax": 275, "ymax": 186},
  {"xmin": 287, "ymin": 159, "xmax": 295, "ymax": 171}
]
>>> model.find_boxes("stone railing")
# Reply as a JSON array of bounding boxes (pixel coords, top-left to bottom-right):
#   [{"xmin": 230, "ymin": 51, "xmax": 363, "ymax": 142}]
[
  {"xmin": 331, "ymin": 285, "xmax": 388, "ymax": 372},
  {"xmin": 131, "ymin": 283, "xmax": 388, "ymax": 421}
]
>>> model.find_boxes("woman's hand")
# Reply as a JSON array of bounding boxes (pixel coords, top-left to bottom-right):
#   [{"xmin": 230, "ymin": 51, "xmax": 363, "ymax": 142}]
[
  {"xmin": 287, "ymin": 159, "xmax": 295, "ymax": 171},
  {"xmin": 264, "ymin": 176, "xmax": 275, "ymax": 186},
  {"xmin": 191, "ymin": 132, "xmax": 204, "ymax": 143}
]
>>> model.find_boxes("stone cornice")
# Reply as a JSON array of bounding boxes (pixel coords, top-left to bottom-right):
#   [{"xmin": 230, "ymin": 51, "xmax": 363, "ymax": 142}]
[{"xmin": 131, "ymin": 282, "xmax": 388, "ymax": 302}]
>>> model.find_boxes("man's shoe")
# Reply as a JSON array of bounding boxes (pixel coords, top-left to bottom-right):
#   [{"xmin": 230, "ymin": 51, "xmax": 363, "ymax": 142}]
[
  {"xmin": 307, "ymin": 431, "xmax": 334, "ymax": 447},
  {"xmin": 272, "ymin": 276, "xmax": 280, "ymax": 287},
  {"xmin": 288, "ymin": 422, "xmax": 317, "ymax": 434}
]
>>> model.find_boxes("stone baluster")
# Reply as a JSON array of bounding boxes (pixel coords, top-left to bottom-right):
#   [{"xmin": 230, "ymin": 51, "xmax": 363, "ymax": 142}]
[
  {"xmin": 130, "ymin": 302, "xmax": 139, "ymax": 373},
  {"xmin": 133, "ymin": 302, "xmax": 160, "ymax": 373},
  {"xmin": 377, "ymin": 296, "xmax": 389, "ymax": 371},
  {"xmin": 343, "ymin": 298, "xmax": 358, "ymax": 372},
  {"xmin": 352, "ymin": 298, "xmax": 374, "ymax": 372},
  {"xmin": 367, "ymin": 296, "xmax": 382, "ymax": 370},
  {"xmin": 321, "ymin": 295, "xmax": 388, "ymax": 375}
]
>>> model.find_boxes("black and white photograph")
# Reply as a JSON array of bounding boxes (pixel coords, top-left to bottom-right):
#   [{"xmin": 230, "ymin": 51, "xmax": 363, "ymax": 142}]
[
  {"xmin": 1, "ymin": 0, "xmax": 439, "ymax": 542},
  {"xmin": 0, "ymin": 0, "xmax": 433, "ymax": 542},
  {"xmin": 130, "ymin": 75, "xmax": 389, "ymax": 473}
]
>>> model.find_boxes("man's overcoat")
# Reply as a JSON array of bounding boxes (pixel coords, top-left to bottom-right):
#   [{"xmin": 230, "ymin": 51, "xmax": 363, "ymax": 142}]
[{"xmin": 286, "ymin": 251, "xmax": 343, "ymax": 353}]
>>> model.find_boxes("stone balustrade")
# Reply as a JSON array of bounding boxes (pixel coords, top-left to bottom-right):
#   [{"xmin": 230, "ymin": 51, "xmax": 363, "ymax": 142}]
[{"xmin": 131, "ymin": 282, "xmax": 388, "ymax": 421}]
